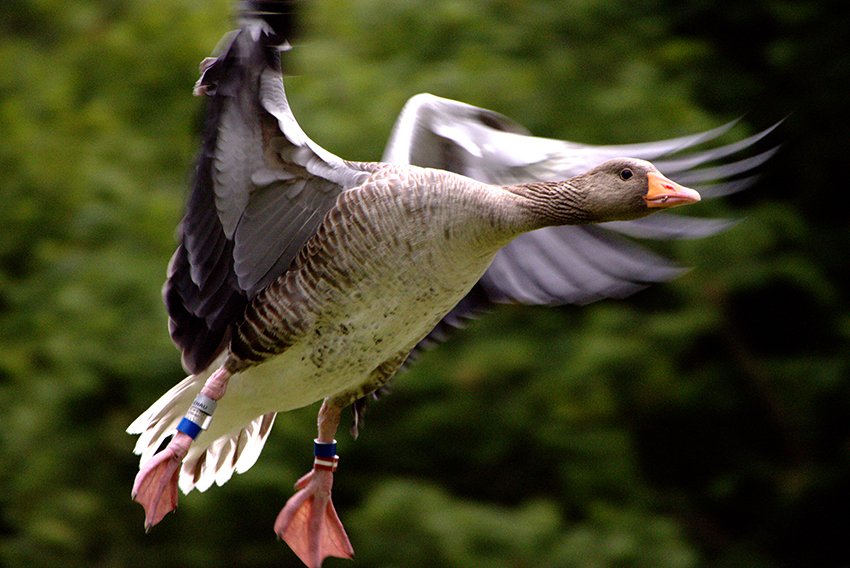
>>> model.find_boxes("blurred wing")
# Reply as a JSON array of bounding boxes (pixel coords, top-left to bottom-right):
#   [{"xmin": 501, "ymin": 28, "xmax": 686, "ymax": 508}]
[
  {"xmin": 384, "ymin": 94, "xmax": 779, "ymax": 353},
  {"xmin": 384, "ymin": 93, "xmax": 779, "ymax": 184},
  {"xmin": 165, "ymin": 13, "xmax": 368, "ymax": 373}
]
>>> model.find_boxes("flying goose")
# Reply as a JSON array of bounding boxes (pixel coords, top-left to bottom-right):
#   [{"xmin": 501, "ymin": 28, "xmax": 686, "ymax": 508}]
[{"xmin": 128, "ymin": 2, "xmax": 775, "ymax": 566}]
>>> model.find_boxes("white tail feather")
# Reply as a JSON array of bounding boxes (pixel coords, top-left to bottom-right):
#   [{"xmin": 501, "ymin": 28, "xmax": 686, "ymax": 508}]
[
  {"xmin": 127, "ymin": 373, "xmax": 203, "ymax": 464},
  {"xmin": 179, "ymin": 412, "xmax": 276, "ymax": 493}
]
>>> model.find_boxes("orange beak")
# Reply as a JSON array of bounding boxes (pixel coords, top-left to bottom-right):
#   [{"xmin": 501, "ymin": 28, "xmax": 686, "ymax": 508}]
[{"xmin": 644, "ymin": 171, "xmax": 701, "ymax": 209}]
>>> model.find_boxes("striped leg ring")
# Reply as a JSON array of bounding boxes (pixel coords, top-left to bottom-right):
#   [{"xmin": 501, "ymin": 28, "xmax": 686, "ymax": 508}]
[{"xmin": 313, "ymin": 439, "xmax": 339, "ymax": 472}]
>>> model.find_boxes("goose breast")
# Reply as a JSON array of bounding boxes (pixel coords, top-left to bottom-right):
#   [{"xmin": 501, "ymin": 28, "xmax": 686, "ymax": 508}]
[{"xmin": 223, "ymin": 164, "xmax": 523, "ymax": 411}]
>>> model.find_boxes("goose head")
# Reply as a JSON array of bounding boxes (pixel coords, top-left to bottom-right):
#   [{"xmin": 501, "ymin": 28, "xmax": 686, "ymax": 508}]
[
  {"xmin": 570, "ymin": 158, "xmax": 700, "ymax": 222},
  {"xmin": 573, "ymin": 157, "xmax": 700, "ymax": 222},
  {"xmin": 512, "ymin": 158, "xmax": 701, "ymax": 227}
]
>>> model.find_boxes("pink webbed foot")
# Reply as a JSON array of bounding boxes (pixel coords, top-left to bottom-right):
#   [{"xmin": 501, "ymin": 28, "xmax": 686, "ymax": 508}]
[
  {"xmin": 274, "ymin": 468, "xmax": 354, "ymax": 568},
  {"xmin": 131, "ymin": 432, "xmax": 192, "ymax": 531}
]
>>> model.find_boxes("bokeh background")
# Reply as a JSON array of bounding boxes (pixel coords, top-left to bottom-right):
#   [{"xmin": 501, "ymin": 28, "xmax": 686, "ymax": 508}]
[{"xmin": 2, "ymin": 0, "xmax": 849, "ymax": 566}]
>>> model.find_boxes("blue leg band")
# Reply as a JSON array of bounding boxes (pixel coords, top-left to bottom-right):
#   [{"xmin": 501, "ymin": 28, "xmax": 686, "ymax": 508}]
[
  {"xmin": 177, "ymin": 417, "xmax": 203, "ymax": 440},
  {"xmin": 314, "ymin": 439, "xmax": 337, "ymax": 457}
]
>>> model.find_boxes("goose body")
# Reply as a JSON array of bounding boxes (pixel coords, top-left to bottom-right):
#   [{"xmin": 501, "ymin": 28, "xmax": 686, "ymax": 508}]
[
  {"xmin": 129, "ymin": 2, "xmax": 775, "ymax": 566},
  {"xmin": 160, "ymin": 166, "xmax": 523, "ymax": 477},
  {"xmin": 134, "ymin": 156, "xmax": 680, "ymax": 493}
]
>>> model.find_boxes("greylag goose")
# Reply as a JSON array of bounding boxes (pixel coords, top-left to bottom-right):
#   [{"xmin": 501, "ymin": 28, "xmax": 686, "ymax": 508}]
[{"xmin": 128, "ymin": 2, "xmax": 774, "ymax": 566}]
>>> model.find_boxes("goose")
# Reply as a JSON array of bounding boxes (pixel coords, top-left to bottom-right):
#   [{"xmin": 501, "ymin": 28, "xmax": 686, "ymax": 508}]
[{"xmin": 128, "ymin": 2, "xmax": 776, "ymax": 566}]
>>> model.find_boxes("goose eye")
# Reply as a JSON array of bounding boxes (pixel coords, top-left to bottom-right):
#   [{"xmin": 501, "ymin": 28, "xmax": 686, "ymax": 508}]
[{"xmin": 619, "ymin": 168, "xmax": 633, "ymax": 181}]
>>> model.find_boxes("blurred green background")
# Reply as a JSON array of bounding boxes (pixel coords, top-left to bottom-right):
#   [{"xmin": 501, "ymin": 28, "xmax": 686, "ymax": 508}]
[{"xmin": 1, "ymin": 0, "xmax": 848, "ymax": 566}]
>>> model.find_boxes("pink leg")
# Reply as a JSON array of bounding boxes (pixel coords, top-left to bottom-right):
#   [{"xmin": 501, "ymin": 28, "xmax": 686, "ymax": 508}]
[
  {"xmin": 274, "ymin": 399, "xmax": 354, "ymax": 567},
  {"xmin": 132, "ymin": 367, "xmax": 231, "ymax": 530}
]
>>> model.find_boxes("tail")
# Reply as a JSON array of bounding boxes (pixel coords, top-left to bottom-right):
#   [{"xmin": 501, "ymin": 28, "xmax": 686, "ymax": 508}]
[{"xmin": 127, "ymin": 361, "xmax": 277, "ymax": 494}]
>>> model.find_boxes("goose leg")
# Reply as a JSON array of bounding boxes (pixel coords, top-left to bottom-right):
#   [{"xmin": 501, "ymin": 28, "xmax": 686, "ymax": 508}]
[
  {"xmin": 132, "ymin": 367, "xmax": 232, "ymax": 531},
  {"xmin": 274, "ymin": 398, "xmax": 354, "ymax": 568}
]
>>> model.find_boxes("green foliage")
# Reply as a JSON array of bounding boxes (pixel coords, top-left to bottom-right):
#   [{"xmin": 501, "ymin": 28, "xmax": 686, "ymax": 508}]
[
  {"xmin": 349, "ymin": 480, "xmax": 696, "ymax": 568},
  {"xmin": 2, "ymin": 0, "xmax": 848, "ymax": 567}
]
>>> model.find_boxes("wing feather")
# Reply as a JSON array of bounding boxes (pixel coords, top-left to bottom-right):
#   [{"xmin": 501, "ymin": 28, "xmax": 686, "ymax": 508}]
[{"xmin": 164, "ymin": 15, "xmax": 368, "ymax": 373}]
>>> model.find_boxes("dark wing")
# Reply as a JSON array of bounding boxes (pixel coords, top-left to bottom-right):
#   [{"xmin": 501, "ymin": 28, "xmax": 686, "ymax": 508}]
[
  {"xmin": 165, "ymin": 10, "xmax": 368, "ymax": 374},
  {"xmin": 383, "ymin": 94, "xmax": 779, "ymax": 353}
]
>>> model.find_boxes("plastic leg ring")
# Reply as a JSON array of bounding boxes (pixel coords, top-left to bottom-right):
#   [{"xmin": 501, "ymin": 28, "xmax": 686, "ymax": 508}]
[{"xmin": 177, "ymin": 417, "xmax": 203, "ymax": 440}]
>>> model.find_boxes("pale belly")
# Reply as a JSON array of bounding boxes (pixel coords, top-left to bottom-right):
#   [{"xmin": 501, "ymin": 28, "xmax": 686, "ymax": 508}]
[{"xmin": 210, "ymin": 250, "xmax": 495, "ymax": 429}]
